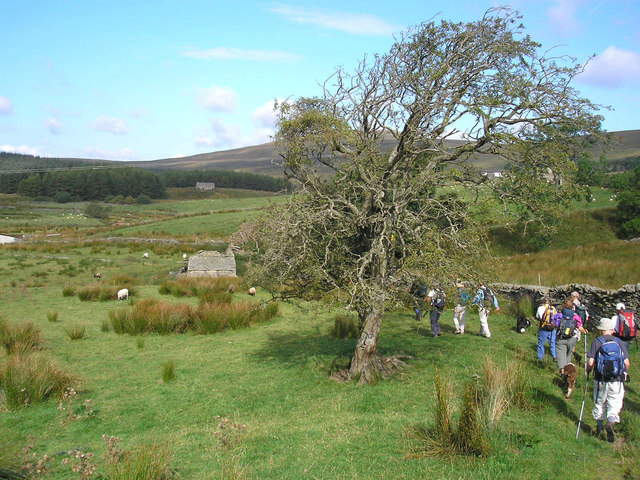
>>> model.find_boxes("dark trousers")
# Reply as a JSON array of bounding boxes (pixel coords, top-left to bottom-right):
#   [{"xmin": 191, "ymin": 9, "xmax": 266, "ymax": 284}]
[{"xmin": 430, "ymin": 309, "xmax": 442, "ymax": 336}]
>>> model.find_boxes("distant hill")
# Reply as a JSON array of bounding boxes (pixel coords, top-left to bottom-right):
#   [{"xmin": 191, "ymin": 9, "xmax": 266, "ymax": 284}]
[
  {"xmin": 2, "ymin": 130, "xmax": 638, "ymax": 177},
  {"xmin": 128, "ymin": 129, "xmax": 640, "ymax": 175}
]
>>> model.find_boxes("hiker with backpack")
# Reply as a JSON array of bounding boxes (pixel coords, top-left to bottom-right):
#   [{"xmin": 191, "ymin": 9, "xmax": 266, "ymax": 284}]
[
  {"xmin": 410, "ymin": 281, "xmax": 428, "ymax": 322},
  {"xmin": 536, "ymin": 297, "xmax": 557, "ymax": 363},
  {"xmin": 472, "ymin": 282, "xmax": 499, "ymax": 338},
  {"xmin": 452, "ymin": 282, "xmax": 471, "ymax": 335},
  {"xmin": 552, "ymin": 297, "xmax": 587, "ymax": 374},
  {"xmin": 613, "ymin": 302, "xmax": 637, "ymax": 352},
  {"xmin": 586, "ymin": 317, "xmax": 630, "ymax": 443},
  {"xmin": 427, "ymin": 283, "xmax": 446, "ymax": 337},
  {"xmin": 571, "ymin": 291, "xmax": 590, "ymax": 363}
]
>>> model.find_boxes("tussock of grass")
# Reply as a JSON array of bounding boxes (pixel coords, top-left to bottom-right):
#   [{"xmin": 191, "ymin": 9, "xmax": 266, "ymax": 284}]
[
  {"xmin": 108, "ymin": 274, "xmax": 138, "ymax": 286},
  {"xmin": 46, "ymin": 310, "xmax": 59, "ymax": 323},
  {"xmin": 105, "ymin": 439, "xmax": 174, "ymax": 480},
  {"xmin": 108, "ymin": 298, "xmax": 280, "ymax": 335},
  {"xmin": 162, "ymin": 360, "xmax": 176, "ymax": 383},
  {"xmin": 65, "ymin": 324, "xmax": 86, "ymax": 340},
  {"xmin": 0, "ymin": 352, "xmax": 77, "ymax": 409},
  {"xmin": 0, "ymin": 318, "xmax": 45, "ymax": 355},
  {"xmin": 159, "ymin": 277, "xmax": 238, "ymax": 301},
  {"xmin": 414, "ymin": 357, "xmax": 530, "ymax": 459},
  {"xmin": 78, "ymin": 284, "xmax": 138, "ymax": 301},
  {"xmin": 62, "ymin": 285, "xmax": 76, "ymax": 297},
  {"xmin": 330, "ymin": 314, "xmax": 359, "ymax": 339}
]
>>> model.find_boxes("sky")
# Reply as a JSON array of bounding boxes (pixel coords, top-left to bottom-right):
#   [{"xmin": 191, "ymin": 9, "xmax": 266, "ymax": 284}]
[{"xmin": 0, "ymin": 0, "xmax": 639, "ymax": 161}]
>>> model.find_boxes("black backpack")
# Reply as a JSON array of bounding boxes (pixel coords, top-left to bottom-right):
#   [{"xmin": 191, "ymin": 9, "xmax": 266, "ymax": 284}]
[
  {"xmin": 432, "ymin": 289, "xmax": 446, "ymax": 310},
  {"xmin": 558, "ymin": 312, "xmax": 577, "ymax": 339}
]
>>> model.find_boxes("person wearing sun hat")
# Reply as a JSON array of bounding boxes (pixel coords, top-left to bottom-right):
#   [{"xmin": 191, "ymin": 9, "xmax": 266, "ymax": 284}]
[{"xmin": 586, "ymin": 316, "xmax": 630, "ymax": 443}]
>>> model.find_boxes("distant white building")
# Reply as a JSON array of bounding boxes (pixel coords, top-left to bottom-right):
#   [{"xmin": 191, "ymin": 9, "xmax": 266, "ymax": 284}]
[{"xmin": 195, "ymin": 182, "xmax": 216, "ymax": 191}]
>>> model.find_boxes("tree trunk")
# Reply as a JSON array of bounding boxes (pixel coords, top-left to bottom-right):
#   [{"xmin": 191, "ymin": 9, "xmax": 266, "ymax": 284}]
[{"xmin": 348, "ymin": 308, "xmax": 384, "ymax": 384}]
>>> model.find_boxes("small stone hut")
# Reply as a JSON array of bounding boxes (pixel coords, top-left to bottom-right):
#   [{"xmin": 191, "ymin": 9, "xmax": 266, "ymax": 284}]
[
  {"xmin": 184, "ymin": 248, "xmax": 236, "ymax": 277},
  {"xmin": 195, "ymin": 182, "xmax": 216, "ymax": 191}
]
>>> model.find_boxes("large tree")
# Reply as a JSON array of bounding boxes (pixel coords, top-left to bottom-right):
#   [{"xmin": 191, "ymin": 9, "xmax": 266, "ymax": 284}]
[{"xmin": 249, "ymin": 9, "xmax": 603, "ymax": 383}]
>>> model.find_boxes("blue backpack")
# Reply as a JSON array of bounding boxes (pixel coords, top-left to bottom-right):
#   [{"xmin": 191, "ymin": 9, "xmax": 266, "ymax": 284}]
[{"xmin": 596, "ymin": 337, "xmax": 626, "ymax": 381}]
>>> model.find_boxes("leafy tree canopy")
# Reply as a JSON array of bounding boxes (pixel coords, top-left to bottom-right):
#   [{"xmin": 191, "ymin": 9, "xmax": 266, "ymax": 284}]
[{"xmin": 248, "ymin": 8, "xmax": 603, "ymax": 383}]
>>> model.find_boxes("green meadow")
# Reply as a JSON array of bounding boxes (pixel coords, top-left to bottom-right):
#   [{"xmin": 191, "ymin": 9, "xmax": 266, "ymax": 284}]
[{"xmin": 1, "ymin": 188, "xmax": 639, "ymax": 479}]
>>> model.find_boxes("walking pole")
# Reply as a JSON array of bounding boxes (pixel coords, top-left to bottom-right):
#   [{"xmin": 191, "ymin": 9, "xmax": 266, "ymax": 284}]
[{"xmin": 576, "ymin": 333, "xmax": 588, "ymax": 439}]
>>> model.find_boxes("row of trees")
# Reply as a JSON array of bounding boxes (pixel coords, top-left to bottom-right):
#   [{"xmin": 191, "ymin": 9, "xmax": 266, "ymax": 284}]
[
  {"xmin": 0, "ymin": 161, "xmax": 290, "ymax": 200},
  {"xmin": 159, "ymin": 169, "xmax": 289, "ymax": 192},
  {"xmin": 15, "ymin": 168, "xmax": 167, "ymax": 200}
]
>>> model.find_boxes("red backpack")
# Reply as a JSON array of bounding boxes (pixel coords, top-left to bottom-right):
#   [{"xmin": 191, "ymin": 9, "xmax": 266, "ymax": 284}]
[{"xmin": 616, "ymin": 309, "xmax": 637, "ymax": 340}]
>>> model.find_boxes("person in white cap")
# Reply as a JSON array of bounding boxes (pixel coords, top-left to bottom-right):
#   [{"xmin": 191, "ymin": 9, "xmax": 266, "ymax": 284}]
[
  {"xmin": 612, "ymin": 302, "xmax": 637, "ymax": 352},
  {"xmin": 586, "ymin": 317, "xmax": 630, "ymax": 443},
  {"xmin": 452, "ymin": 282, "xmax": 471, "ymax": 335}
]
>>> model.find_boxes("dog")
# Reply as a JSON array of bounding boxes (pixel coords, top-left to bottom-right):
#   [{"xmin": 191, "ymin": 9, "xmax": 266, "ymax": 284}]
[{"xmin": 562, "ymin": 363, "xmax": 578, "ymax": 399}]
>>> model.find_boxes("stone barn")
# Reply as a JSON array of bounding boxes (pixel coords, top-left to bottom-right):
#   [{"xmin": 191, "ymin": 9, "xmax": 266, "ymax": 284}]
[
  {"xmin": 184, "ymin": 249, "xmax": 236, "ymax": 277},
  {"xmin": 195, "ymin": 182, "xmax": 216, "ymax": 191}
]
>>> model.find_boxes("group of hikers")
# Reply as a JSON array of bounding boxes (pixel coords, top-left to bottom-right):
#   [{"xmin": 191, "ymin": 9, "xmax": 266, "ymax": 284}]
[
  {"xmin": 411, "ymin": 283, "xmax": 635, "ymax": 442},
  {"xmin": 536, "ymin": 292, "xmax": 634, "ymax": 442},
  {"xmin": 411, "ymin": 281, "xmax": 499, "ymax": 338}
]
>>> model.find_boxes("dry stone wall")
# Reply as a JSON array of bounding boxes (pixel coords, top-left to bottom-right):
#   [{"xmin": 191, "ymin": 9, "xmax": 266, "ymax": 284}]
[{"xmin": 491, "ymin": 282, "xmax": 640, "ymax": 327}]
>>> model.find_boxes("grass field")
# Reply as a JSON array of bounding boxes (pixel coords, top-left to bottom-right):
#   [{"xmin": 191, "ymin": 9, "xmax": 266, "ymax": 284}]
[
  {"xmin": 1, "ymin": 188, "xmax": 639, "ymax": 479},
  {"xmin": 1, "ymin": 282, "xmax": 638, "ymax": 479}
]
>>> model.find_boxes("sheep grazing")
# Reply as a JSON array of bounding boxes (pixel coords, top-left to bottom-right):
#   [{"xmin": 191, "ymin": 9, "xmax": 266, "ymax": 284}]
[
  {"xmin": 93, "ymin": 273, "xmax": 101, "ymax": 279},
  {"xmin": 143, "ymin": 252, "xmax": 149, "ymax": 259},
  {"xmin": 228, "ymin": 284, "xmax": 236, "ymax": 293},
  {"xmin": 117, "ymin": 288, "xmax": 129, "ymax": 301},
  {"xmin": 183, "ymin": 253, "xmax": 187, "ymax": 260},
  {"xmin": 248, "ymin": 287, "xmax": 256, "ymax": 296}
]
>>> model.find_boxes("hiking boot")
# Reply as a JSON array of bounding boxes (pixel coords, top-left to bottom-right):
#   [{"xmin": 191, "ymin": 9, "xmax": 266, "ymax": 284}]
[
  {"xmin": 605, "ymin": 422, "xmax": 615, "ymax": 443},
  {"xmin": 454, "ymin": 329, "xmax": 461, "ymax": 335}
]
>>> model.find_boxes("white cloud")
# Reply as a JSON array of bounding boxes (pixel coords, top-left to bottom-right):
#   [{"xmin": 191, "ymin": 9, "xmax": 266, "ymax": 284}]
[
  {"xmin": 183, "ymin": 47, "xmax": 302, "ymax": 62},
  {"xmin": 546, "ymin": 0, "xmax": 582, "ymax": 36},
  {"xmin": 194, "ymin": 118, "xmax": 243, "ymax": 149},
  {"xmin": 579, "ymin": 46, "xmax": 640, "ymax": 88},
  {"xmin": 268, "ymin": 3, "xmax": 399, "ymax": 36},
  {"xmin": 1, "ymin": 144, "xmax": 40, "ymax": 155},
  {"xmin": 93, "ymin": 116, "xmax": 129, "ymax": 135},
  {"xmin": 195, "ymin": 85, "xmax": 237, "ymax": 112},
  {"xmin": 251, "ymin": 99, "xmax": 281, "ymax": 128},
  {"xmin": 45, "ymin": 118, "xmax": 63, "ymax": 135},
  {"xmin": 83, "ymin": 147, "xmax": 138, "ymax": 160},
  {"xmin": 0, "ymin": 95, "xmax": 14, "ymax": 114}
]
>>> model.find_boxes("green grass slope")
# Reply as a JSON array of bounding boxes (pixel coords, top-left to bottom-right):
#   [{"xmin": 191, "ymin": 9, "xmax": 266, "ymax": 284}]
[{"xmin": 0, "ymin": 278, "xmax": 638, "ymax": 479}]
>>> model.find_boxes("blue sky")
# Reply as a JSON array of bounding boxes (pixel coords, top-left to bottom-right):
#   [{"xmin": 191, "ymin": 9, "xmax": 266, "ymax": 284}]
[{"xmin": 1, "ymin": 0, "xmax": 638, "ymax": 161}]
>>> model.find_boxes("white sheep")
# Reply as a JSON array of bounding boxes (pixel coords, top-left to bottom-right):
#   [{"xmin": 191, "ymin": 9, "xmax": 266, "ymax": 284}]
[
  {"xmin": 93, "ymin": 273, "xmax": 101, "ymax": 279},
  {"xmin": 228, "ymin": 284, "xmax": 236, "ymax": 293},
  {"xmin": 117, "ymin": 288, "xmax": 129, "ymax": 301},
  {"xmin": 183, "ymin": 253, "xmax": 187, "ymax": 260},
  {"xmin": 143, "ymin": 252, "xmax": 149, "ymax": 259},
  {"xmin": 248, "ymin": 287, "xmax": 256, "ymax": 297}
]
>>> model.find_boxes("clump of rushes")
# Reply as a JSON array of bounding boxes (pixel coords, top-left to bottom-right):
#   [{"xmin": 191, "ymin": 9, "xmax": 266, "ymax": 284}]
[
  {"xmin": 330, "ymin": 314, "xmax": 359, "ymax": 339},
  {"xmin": 0, "ymin": 352, "xmax": 77, "ymax": 409},
  {"xmin": 0, "ymin": 318, "xmax": 45, "ymax": 355},
  {"xmin": 108, "ymin": 298, "xmax": 280, "ymax": 335},
  {"xmin": 62, "ymin": 285, "xmax": 76, "ymax": 297},
  {"xmin": 46, "ymin": 311, "xmax": 60, "ymax": 323},
  {"xmin": 162, "ymin": 360, "xmax": 176, "ymax": 382},
  {"xmin": 65, "ymin": 324, "xmax": 86, "ymax": 341}
]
